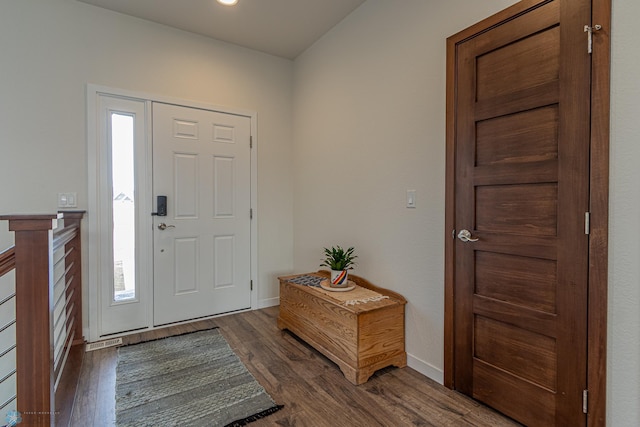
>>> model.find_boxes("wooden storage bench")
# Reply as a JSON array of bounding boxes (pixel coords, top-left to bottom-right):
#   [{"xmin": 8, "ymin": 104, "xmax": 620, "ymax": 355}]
[{"xmin": 277, "ymin": 271, "xmax": 407, "ymax": 385}]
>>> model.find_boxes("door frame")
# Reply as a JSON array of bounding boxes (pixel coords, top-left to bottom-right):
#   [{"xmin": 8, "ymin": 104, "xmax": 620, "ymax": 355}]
[
  {"xmin": 443, "ymin": 0, "xmax": 611, "ymax": 425},
  {"xmin": 86, "ymin": 84, "xmax": 259, "ymax": 342},
  {"xmin": 90, "ymin": 93, "xmax": 153, "ymax": 337}
]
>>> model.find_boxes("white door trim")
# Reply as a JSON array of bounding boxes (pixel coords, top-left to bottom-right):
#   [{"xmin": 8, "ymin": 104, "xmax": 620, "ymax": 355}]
[
  {"xmin": 86, "ymin": 84, "xmax": 259, "ymax": 342},
  {"xmin": 93, "ymin": 94, "xmax": 153, "ymax": 337}
]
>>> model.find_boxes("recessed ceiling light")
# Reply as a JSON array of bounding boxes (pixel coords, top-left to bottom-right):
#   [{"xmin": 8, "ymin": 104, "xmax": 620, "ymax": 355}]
[{"xmin": 217, "ymin": 0, "xmax": 238, "ymax": 5}]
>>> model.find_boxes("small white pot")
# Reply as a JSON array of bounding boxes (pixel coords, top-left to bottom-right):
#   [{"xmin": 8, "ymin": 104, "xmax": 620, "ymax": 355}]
[{"xmin": 330, "ymin": 269, "xmax": 349, "ymax": 287}]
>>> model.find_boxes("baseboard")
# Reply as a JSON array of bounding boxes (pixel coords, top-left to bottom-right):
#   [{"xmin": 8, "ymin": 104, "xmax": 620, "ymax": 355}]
[
  {"xmin": 258, "ymin": 296, "xmax": 280, "ymax": 309},
  {"xmin": 407, "ymin": 352, "xmax": 444, "ymax": 385}
]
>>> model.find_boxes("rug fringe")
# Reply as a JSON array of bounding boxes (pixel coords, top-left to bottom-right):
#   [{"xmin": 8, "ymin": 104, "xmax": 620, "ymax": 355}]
[
  {"xmin": 117, "ymin": 326, "xmax": 220, "ymax": 349},
  {"xmin": 224, "ymin": 404, "xmax": 285, "ymax": 427}
]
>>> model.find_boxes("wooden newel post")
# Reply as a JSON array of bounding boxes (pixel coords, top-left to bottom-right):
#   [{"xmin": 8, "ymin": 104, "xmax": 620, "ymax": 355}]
[{"xmin": 1, "ymin": 214, "xmax": 59, "ymax": 426}]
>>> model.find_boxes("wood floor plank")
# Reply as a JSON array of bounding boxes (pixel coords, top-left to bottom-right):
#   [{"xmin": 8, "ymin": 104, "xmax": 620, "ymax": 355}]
[
  {"xmin": 66, "ymin": 307, "xmax": 519, "ymax": 426},
  {"xmin": 68, "ymin": 348, "xmax": 97, "ymax": 424},
  {"xmin": 55, "ymin": 344, "xmax": 84, "ymax": 426},
  {"xmin": 368, "ymin": 369, "xmax": 470, "ymax": 422},
  {"xmin": 93, "ymin": 348, "xmax": 117, "ymax": 426}
]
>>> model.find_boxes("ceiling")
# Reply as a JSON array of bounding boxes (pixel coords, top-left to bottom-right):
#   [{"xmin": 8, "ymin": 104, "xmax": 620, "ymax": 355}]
[{"xmin": 77, "ymin": 0, "xmax": 367, "ymax": 59}]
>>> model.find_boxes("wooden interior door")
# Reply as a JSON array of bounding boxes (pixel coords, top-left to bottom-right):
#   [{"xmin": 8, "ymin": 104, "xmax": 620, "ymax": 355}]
[{"xmin": 448, "ymin": 0, "xmax": 592, "ymax": 425}]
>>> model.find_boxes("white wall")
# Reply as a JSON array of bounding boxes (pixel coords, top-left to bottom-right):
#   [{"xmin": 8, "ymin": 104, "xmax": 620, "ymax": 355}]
[
  {"xmin": 609, "ymin": 0, "xmax": 640, "ymax": 425},
  {"xmin": 1, "ymin": 0, "xmax": 638, "ymax": 424},
  {"xmin": 292, "ymin": 0, "xmax": 518, "ymax": 382},
  {"xmin": 0, "ymin": 0, "xmax": 294, "ymax": 310},
  {"xmin": 293, "ymin": 0, "xmax": 640, "ymax": 424}
]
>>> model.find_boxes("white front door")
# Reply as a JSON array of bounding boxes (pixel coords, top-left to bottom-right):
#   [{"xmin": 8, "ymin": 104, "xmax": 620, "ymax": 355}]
[{"xmin": 152, "ymin": 103, "xmax": 252, "ymax": 326}]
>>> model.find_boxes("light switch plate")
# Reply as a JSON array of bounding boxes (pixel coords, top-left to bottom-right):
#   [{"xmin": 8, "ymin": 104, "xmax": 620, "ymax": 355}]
[
  {"xmin": 67, "ymin": 192, "xmax": 77, "ymax": 207},
  {"xmin": 58, "ymin": 193, "xmax": 68, "ymax": 208},
  {"xmin": 406, "ymin": 189, "xmax": 416, "ymax": 208},
  {"xmin": 58, "ymin": 192, "xmax": 78, "ymax": 208}
]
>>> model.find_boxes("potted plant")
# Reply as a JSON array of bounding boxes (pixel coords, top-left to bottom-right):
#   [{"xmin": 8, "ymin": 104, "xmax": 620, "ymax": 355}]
[{"xmin": 320, "ymin": 246, "xmax": 357, "ymax": 287}]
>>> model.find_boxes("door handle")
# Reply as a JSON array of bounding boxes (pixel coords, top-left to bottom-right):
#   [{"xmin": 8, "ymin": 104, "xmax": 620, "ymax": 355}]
[
  {"xmin": 457, "ymin": 229, "xmax": 479, "ymax": 242},
  {"xmin": 157, "ymin": 223, "xmax": 175, "ymax": 231}
]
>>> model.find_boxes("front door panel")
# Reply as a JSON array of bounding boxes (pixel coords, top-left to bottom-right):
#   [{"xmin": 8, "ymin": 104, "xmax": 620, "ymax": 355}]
[{"xmin": 153, "ymin": 103, "xmax": 251, "ymax": 326}]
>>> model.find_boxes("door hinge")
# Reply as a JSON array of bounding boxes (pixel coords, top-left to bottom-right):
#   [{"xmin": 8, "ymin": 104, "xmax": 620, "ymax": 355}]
[
  {"xmin": 585, "ymin": 212, "xmax": 590, "ymax": 235},
  {"xmin": 583, "ymin": 389, "xmax": 588, "ymax": 414},
  {"xmin": 250, "ymin": 208, "xmax": 253, "ymax": 219},
  {"xmin": 250, "ymin": 280, "xmax": 253, "ymax": 291},
  {"xmin": 584, "ymin": 24, "xmax": 602, "ymax": 54},
  {"xmin": 250, "ymin": 135, "xmax": 253, "ymax": 149}
]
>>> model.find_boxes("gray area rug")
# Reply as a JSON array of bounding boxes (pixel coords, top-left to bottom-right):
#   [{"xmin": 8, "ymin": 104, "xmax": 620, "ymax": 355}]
[{"xmin": 115, "ymin": 328, "xmax": 283, "ymax": 427}]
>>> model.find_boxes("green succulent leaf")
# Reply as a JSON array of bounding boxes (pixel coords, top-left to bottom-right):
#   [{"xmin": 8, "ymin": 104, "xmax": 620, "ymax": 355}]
[{"xmin": 319, "ymin": 245, "xmax": 358, "ymax": 270}]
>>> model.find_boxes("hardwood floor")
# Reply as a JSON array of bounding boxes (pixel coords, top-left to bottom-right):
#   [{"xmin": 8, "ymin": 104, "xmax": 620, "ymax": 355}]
[{"xmin": 68, "ymin": 307, "xmax": 520, "ymax": 426}]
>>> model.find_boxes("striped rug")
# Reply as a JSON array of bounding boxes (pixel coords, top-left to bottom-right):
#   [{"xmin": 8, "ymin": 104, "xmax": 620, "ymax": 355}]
[{"xmin": 115, "ymin": 328, "xmax": 283, "ymax": 427}]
